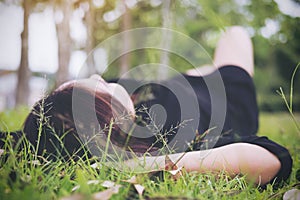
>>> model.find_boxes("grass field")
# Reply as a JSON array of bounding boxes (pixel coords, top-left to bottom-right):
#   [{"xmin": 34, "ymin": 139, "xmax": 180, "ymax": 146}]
[{"xmin": 0, "ymin": 108, "xmax": 299, "ymax": 200}]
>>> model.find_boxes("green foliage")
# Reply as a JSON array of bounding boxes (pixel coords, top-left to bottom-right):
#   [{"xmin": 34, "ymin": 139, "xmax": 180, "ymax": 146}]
[
  {"xmin": 0, "ymin": 109, "xmax": 299, "ymax": 199},
  {"xmin": 277, "ymin": 63, "xmax": 300, "ymax": 134},
  {"xmin": 0, "ymin": 107, "xmax": 30, "ymax": 132},
  {"xmin": 5, "ymin": 0, "xmax": 299, "ymax": 110},
  {"xmin": 86, "ymin": 0, "xmax": 300, "ymax": 110}
]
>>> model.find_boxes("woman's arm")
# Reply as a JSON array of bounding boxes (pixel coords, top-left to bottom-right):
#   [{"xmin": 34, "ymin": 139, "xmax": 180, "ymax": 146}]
[{"xmin": 125, "ymin": 143, "xmax": 281, "ymax": 185}]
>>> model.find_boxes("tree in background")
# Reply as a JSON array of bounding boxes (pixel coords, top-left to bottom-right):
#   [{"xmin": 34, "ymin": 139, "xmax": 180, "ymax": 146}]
[
  {"xmin": 16, "ymin": 0, "xmax": 31, "ymax": 106},
  {"xmin": 3, "ymin": 0, "xmax": 299, "ymax": 110},
  {"xmin": 54, "ymin": 0, "xmax": 72, "ymax": 86},
  {"xmin": 119, "ymin": 0, "xmax": 132, "ymax": 77},
  {"xmin": 82, "ymin": 0, "xmax": 96, "ymax": 75},
  {"xmin": 158, "ymin": 0, "xmax": 173, "ymax": 79}
]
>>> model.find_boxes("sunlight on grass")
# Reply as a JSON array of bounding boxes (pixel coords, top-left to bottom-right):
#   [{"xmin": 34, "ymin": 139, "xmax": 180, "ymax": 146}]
[
  {"xmin": 0, "ymin": 107, "xmax": 30, "ymax": 132},
  {"xmin": 259, "ymin": 112, "xmax": 300, "ymax": 148}
]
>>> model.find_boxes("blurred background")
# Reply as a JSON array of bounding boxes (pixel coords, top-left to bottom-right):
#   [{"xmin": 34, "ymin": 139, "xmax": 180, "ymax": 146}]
[{"xmin": 0, "ymin": 0, "xmax": 299, "ymax": 112}]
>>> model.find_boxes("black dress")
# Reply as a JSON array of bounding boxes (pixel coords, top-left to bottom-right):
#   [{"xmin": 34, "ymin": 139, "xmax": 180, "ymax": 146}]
[{"xmin": 112, "ymin": 65, "xmax": 293, "ymax": 188}]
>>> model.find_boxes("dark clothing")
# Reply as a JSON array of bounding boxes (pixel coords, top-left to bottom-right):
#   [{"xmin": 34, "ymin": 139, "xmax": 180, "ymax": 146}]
[
  {"xmin": 111, "ymin": 65, "xmax": 292, "ymax": 188},
  {"xmin": 133, "ymin": 66, "xmax": 258, "ymax": 137}
]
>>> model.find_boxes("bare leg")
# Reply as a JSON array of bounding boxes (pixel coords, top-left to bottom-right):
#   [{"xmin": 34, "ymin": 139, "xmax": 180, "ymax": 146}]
[
  {"xmin": 213, "ymin": 26, "xmax": 254, "ymax": 76},
  {"xmin": 186, "ymin": 26, "xmax": 254, "ymax": 77}
]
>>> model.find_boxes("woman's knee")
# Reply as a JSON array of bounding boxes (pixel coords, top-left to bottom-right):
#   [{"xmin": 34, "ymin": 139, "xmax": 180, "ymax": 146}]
[{"xmin": 213, "ymin": 26, "xmax": 254, "ymax": 76}]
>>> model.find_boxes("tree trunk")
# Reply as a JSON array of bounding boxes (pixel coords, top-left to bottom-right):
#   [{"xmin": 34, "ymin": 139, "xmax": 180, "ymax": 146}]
[
  {"xmin": 85, "ymin": 0, "xmax": 96, "ymax": 75},
  {"xmin": 16, "ymin": 0, "xmax": 31, "ymax": 106},
  {"xmin": 55, "ymin": 1, "xmax": 72, "ymax": 86},
  {"xmin": 159, "ymin": 0, "xmax": 172, "ymax": 79},
  {"xmin": 119, "ymin": 0, "xmax": 132, "ymax": 77}
]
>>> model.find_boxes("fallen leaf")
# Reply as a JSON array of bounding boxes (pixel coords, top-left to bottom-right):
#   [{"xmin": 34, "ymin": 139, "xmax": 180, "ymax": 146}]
[
  {"xmin": 92, "ymin": 185, "xmax": 122, "ymax": 200},
  {"xmin": 141, "ymin": 169, "xmax": 164, "ymax": 178},
  {"xmin": 90, "ymin": 163, "xmax": 101, "ymax": 169},
  {"xmin": 20, "ymin": 175, "xmax": 32, "ymax": 183},
  {"xmin": 122, "ymin": 176, "xmax": 138, "ymax": 184},
  {"xmin": 72, "ymin": 180, "xmax": 106, "ymax": 192},
  {"xmin": 134, "ymin": 184, "xmax": 145, "ymax": 196},
  {"xmin": 101, "ymin": 180, "xmax": 117, "ymax": 188},
  {"xmin": 71, "ymin": 185, "xmax": 80, "ymax": 192},
  {"xmin": 165, "ymin": 155, "xmax": 177, "ymax": 171},
  {"xmin": 283, "ymin": 188, "xmax": 300, "ymax": 200},
  {"xmin": 144, "ymin": 196, "xmax": 192, "ymax": 200},
  {"xmin": 87, "ymin": 180, "xmax": 100, "ymax": 185},
  {"xmin": 0, "ymin": 149, "xmax": 4, "ymax": 157},
  {"xmin": 167, "ymin": 166, "xmax": 185, "ymax": 180},
  {"xmin": 61, "ymin": 193, "xmax": 85, "ymax": 200},
  {"xmin": 131, "ymin": 155, "xmax": 186, "ymax": 182},
  {"xmin": 67, "ymin": 182, "xmax": 122, "ymax": 200},
  {"xmin": 28, "ymin": 160, "xmax": 41, "ymax": 166},
  {"xmin": 164, "ymin": 155, "xmax": 186, "ymax": 180},
  {"xmin": 168, "ymin": 166, "xmax": 183, "ymax": 176},
  {"xmin": 122, "ymin": 176, "xmax": 145, "ymax": 195}
]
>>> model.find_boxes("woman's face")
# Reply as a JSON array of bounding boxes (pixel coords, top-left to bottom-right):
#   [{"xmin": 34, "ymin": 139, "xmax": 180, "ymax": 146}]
[{"xmin": 57, "ymin": 74, "xmax": 135, "ymax": 116}]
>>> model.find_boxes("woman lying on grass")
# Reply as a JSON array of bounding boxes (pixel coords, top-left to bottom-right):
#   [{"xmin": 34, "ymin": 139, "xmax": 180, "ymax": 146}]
[{"xmin": 0, "ymin": 26, "xmax": 292, "ymax": 189}]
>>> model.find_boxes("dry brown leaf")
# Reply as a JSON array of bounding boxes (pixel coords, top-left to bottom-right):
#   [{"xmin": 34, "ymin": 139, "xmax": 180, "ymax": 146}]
[
  {"xmin": 72, "ymin": 180, "xmax": 115, "ymax": 192},
  {"xmin": 144, "ymin": 196, "xmax": 192, "ymax": 200},
  {"xmin": 165, "ymin": 155, "xmax": 178, "ymax": 171},
  {"xmin": 122, "ymin": 176, "xmax": 138, "ymax": 184},
  {"xmin": 164, "ymin": 155, "xmax": 185, "ymax": 180},
  {"xmin": 122, "ymin": 176, "xmax": 145, "ymax": 195},
  {"xmin": 87, "ymin": 180, "xmax": 100, "ymax": 185},
  {"xmin": 132, "ymin": 155, "xmax": 185, "ymax": 181},
  {"xmin": 168, "ymin": 166, "xmax": 183, "ymax": 176},
  {"xmin": 65, "ymin": 184, "xmax": 121, "ymax": 200},
  {"xmin": 101, "ymin": 180, "xmax": 117, "ymax": 188},
  {"xmin": 167, "ymin": 166, "xmax": 185, "ymax": 180},
  {"xmin": 61, "ymin": 193, "xmax": 85, "ymax": 200},
  {"xmin": 134, "ymin": 184, "xmax": 145, "ymax": 196},
  {"xmin": 71, "ymin": 185, "xmax": 80, "ymax": 192},
  {"xmin": 90, "ymin": 163, "xmax": 100, "ymax": 169},
  {"xmin": 142, "ymin": 169, "xmax": 164, "ymax": 178},
  {"xmin": 61, "ymin": 185, "xmax": 122, "ymax": 200},
  {"xmin": 92, "ymin": 185, "xmax": 122, "ymax": 200},
  {"xmin": 0, "ymin": 149, "xmax": 4, "ymax": 157},
  {"xmin": 283, "ymin": 188, "xmax": 300, "ymax": 200},
  {"xmin": 28, "ymin": 160, "xmax": 41, "ymax": 166}
]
